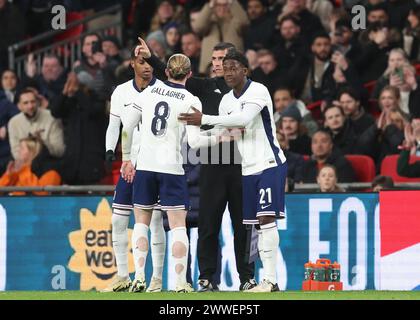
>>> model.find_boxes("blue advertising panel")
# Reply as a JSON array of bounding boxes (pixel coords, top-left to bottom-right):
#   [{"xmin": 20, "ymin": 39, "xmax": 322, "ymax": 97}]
[{"xmin": 0, "ymin": 194, "xmax": 380, "ymax": 291}]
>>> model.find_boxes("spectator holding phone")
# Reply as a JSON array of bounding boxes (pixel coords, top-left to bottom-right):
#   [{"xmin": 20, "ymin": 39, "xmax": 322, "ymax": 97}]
[
  {"xmin": 373, "ymin": 49, "xmax": 420, "ymax": 117},
  {"xmin": 73, "ymin": 33, "xmax": 115, "ymax": 100},
  {"xmin": 373, "ymin": 48, "xmax": 412, "ymax": 98}
]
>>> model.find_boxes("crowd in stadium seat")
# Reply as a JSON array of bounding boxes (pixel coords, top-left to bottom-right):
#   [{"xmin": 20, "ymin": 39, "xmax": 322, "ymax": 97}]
[{"xmin": 1, "ymin": 0, "xmax": 420, "ymax": 192}]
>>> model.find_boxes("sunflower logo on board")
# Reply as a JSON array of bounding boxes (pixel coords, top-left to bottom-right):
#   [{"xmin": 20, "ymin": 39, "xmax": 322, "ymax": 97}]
[{"xmin": 68, "ymin": 198, "xmax": 134, "ymax": 290}]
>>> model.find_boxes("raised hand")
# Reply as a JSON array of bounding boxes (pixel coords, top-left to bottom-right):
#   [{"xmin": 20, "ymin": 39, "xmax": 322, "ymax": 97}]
[
  {"xmin": 135, "ymin": 37, "xmax": 151, "ymax": 59},
  {"xmin": 25, "ymin": 53, "xmax": 37, "ymax": 78}
]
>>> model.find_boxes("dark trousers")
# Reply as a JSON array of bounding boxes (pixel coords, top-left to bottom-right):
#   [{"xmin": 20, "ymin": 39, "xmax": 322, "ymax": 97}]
[{"xmin": 198, "ymin": 164, "xmax": 254, "ymax": 283}]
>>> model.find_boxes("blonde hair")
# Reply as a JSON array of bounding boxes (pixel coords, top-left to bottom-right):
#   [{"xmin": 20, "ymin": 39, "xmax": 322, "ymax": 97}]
[
  {"xmin": 167, "ymin": 54, "xmax": 191, "ymax": 80},
  {"xmin": 20, "ymin": 136, "xmax": 42, "ymax": 161},
  {"xmin": 384, "ymin": 48, "xmax": 411, "ymax": 77},
  {"xmin": 388, "ymin": 108, "xmax": 409, "ymax": 130},
  {"xmin": 379, "ymin": 85, "xmax": 401, "ymax": 102}
]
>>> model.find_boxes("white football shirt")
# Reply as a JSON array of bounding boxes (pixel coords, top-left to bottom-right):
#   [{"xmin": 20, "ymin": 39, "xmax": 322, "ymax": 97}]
[
  {"xmin": 122, "ymin": 79, "xmax": 217, "ymax": 175},
  {"xmin": 202, "ymin": 80, "xmax": 286, "ymax": 175},
  {"xmin": 106, "ymin": 78, "xmax": 151, "ymax": 166}
]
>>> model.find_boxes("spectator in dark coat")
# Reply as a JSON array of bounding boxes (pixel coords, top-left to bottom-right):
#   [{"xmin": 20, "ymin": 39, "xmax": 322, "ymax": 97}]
[
  {"xmin": 244, "ymin": 0, "xmax": 276, "ymax": 51},
  {"xmin": 0, "ymin": 95, "xmax": 19, "ymax": 174},
  {"xmin": 50, "ymin": 72, "xmax": 107, "ymax": 185},
  {"xmin": 323, "ymin": 105, "xmax": 358, "ymax": 155},
  {"xmin": 287, "ymin": 32, "xmax": 335, "ymax": 104},
  {"xmin": 338, "ymin": 87, "xmax": 376, "ymax": 134},
  {"xmin": 181, "ymin": 31, "xmax": 201, "ymax": 76},
  {"xmin": 301, "ymin": 130, "xmax": 356, "ymax": 183},
  {"xmin": 0, "ymin": 0, "xmax": 25, "ymax": 72},
  {"xmin": 376, "ymin": 107, "xmax": 408, "ymax": 165},
  {"xmin": 277, "ymin": 0, "xmax": 325, "ymax": 42},
  {"xmin": 1, "ymin": 69, "xmax": 19, "ymax": 104},
  {"xmin": 276, "ymin": 129, "xmax": 304, "ymax": 185},
  {"xmin": 251, "ymin": 49, "xmax": 288, "ymax": 95},
  {"xmin": 278, "ymin": 104, "xmax": 312, "ymax": 155},
  {"xmin": 323, "ymin": 102, "xmax": 379, "ymax": 157},
  {"xmin": 270, "ymin": 14, "xmax": 308, "ymax": 72},
  {"xmin": 386, "ymin": 0, "xmax": 416, "ymax": 30},
  {"xmin": 22, "ymin": 54, "xmax": 68, "ymax": 101},
  {"xmin": 331, "ymin": 18, "xmax": 363, "ymax": 67}
]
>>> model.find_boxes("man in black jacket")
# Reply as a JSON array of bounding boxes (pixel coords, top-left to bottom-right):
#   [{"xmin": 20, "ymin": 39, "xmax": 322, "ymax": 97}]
[
  {"xmin": 271, "ymin": 14, "xmax": 308, "ymax": 72},
  {"xmin": 251, "ymin": 49, "xmax": 288, "ymax": 95},
  {"xmin": 288, "ymin": 32, "xmax": 335, "ymax": 104},
  {"xmin": 278, "ymin": 0, "xmax": 324, "ymax": 42},
  {"xmin": 244, "ymin": 0, "xmax": 276, "ymax": 51},
  {"xmin": 136, "ymin": 39, "xmax": 256, "ymax": 292},
  {"xmin": 301, "ymin": 130, "xmax": 356, "ymax": 183}
]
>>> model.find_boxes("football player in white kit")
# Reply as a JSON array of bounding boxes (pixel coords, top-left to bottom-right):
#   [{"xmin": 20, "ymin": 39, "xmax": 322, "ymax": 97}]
[
  {"xmin": 103, "ymin": 50, "xmax": 166, "ymax": 293},
  {"xmin": 178, "ymin": 51, "xmax": 288, "ymax": 292},
  {"xmin": 121, "ymin": 54, "xmax": 228, "ymax": 292}
]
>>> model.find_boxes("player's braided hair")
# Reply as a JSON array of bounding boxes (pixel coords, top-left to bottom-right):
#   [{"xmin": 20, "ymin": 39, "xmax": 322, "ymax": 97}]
[{"xmin": 167, "ymin": 54, "xmax": 191, "ymax": 80}]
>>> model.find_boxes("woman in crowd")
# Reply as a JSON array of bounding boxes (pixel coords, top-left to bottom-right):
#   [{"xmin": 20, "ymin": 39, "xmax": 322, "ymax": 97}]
[
  {"xmin": 0, "ymin": 136, "xmax": 61, "ymax": 194},
  {"xmin": 316, "ymin": 164, "xmax": 345, "ymax": 193},
  {"xmin": 372, "ymin": 49, "xmax": 412, "ymax": 100}
]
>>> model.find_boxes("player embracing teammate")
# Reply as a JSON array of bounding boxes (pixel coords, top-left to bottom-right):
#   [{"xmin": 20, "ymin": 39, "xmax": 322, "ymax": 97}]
[{"xmin": 179, "ymin": 50, "xmax": 287, "ymax": 292}]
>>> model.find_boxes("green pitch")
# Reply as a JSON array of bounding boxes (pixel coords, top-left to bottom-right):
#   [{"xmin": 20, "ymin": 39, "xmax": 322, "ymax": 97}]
[{"xmin": 1, "ymin": 291, "xmax": 420, "ymax": 300}]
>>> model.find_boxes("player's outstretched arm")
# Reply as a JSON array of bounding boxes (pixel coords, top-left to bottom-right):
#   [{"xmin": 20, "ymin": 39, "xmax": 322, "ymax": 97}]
[
  {"xmin": 184, "ymin": 102, "xmax": 219, "ymax": 148},
  {"xmin": 179, "ymin": 102, "xmax": 262, "ymax": 128}
]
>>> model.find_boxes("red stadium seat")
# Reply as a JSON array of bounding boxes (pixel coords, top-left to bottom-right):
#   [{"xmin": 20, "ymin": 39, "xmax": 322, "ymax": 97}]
[
  {"xmin": 367, "ymin": 99, "xmax": 381, "ymax": 119},
  {"xmin": 345, "ymin": 155, "xmax": 376, "ymax": 182},
  {"xmin": 98, "ymin": 160, "xmax": 122, "ymax": 185},
  {"xmin": 380, "ymin": 155, "xmax": 420, "ymax": 182},
  {"xmin": 306, "ymin": 100, "xmax": 322, "ymax": 121},
  {"xmin": 54, "ymin": 12, "xmax": 85, "ymax": 43},
  {"xmin": 415, "ymin": 64, "xmax": 420, "ymax": 76},
  {"xmin": 364, "ymin": 80, "xmax": 377, "ymax": 98}
]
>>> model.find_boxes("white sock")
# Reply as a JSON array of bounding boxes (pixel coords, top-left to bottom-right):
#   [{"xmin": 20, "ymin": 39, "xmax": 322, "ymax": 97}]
[
  {"xmin": 150, "ymin": 210, "xmax": 166, "ymax": 280},
  {"xmin": 171, "ymin": 226, "xmax": 189, "ymax": 286},
  {"xmin": 257, "ymin": 228, "xmax": 265, "ymax": 269},
  {"xmin": 260, "ymin": 222, "xmax": 279, "ymax": 284},
  {"xmin": 132, "ymin": 223, "xmax": 149, "ymax": 280},
  {"xmin": 112, "ymin": 210, "xmax": 130, "ymax": 278}
]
